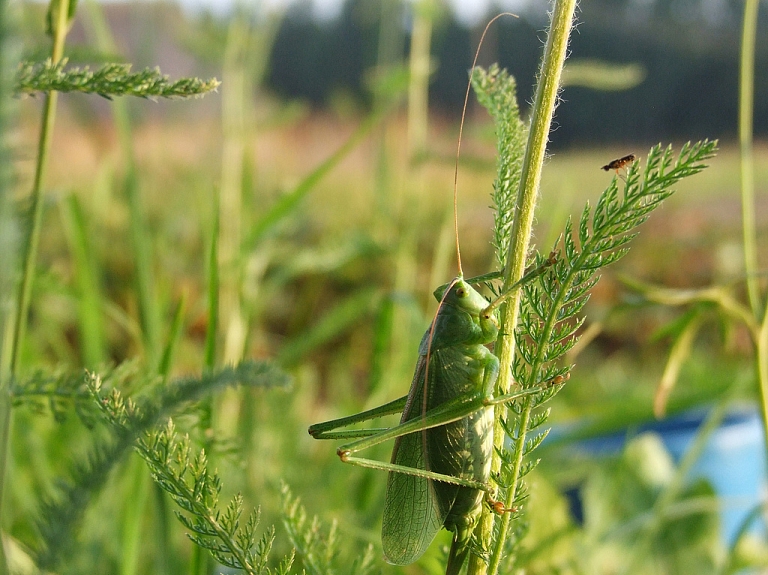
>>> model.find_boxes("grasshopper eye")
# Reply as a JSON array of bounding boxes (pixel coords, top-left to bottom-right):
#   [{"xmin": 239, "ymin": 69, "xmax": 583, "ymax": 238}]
[{"xmin": 456, "ymin": 288, "xmax": 466, "ymax": 298}]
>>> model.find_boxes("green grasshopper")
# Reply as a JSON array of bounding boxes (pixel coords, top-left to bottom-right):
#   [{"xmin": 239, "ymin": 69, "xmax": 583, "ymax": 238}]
[
  {"xmin": 308, "ymin": 14, "xmax": 560, "ymax": 573},
  {"xmin": 308, "ymin": 259, "xmax": 557, "ymax": 573}
]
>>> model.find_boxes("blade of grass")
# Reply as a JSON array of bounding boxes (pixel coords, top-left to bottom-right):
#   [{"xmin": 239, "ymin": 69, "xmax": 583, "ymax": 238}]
[
  {"xmin": 10, "ymin": 0, "xmax": 72, "ymax": 374},
  {"xmin": 219, "ymin": 9, "xmax": 283, "ymax": 365},
  {"xmin": 0, "ymin": 0, "xmax": 19, "ymax": 572},
  {"xmin": 738, "ymin": 0, "xmax": 768, "ymax": 468},
  {"xmin": 219, "ymin": 15, "xmax": 248, "ymax": 366},
  {"xmin": 738, "ymin": 0, "xmax": 761, "ymax": 318},
  {"xmin": 2, "ymin": 0, "xmax": 73, "ymax": 569},
  {"xmin": 120, "ymin": 456, "xmax": 151, "ymax": 575},
  {"xmin": 191, "ymin": 149, "xmax": 221, "ymax": 575},
  {"xmin": 59, "ymin": 194, "xmax": 106, "ymax": 367},
  {"xmin": 653, "ymin": 312, "xmax": 704, "ymax": 418},
  {"xmin": 205, "ymin": 189, "xmax": 219, "ymax": 371},
  {"xmin": 158, "ymin": 294, "xmax": 187, "ymax": 380},
  {"xmin": 81, "ymin": 0, "xmax": 162, "ymax": 369},
  {"xmin": 125, "ymin": 168, "xmax": 162, "ymax": 368}
]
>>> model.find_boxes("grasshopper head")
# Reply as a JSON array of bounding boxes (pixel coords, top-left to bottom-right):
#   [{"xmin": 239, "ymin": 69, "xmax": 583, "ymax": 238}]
[
  {"xmin": 435, "ymin": 278, "xmax": 497, "ymax": 318},
  {"xmin": 431, "ymin": 278, "xmax": 499, "ymax": 345}
]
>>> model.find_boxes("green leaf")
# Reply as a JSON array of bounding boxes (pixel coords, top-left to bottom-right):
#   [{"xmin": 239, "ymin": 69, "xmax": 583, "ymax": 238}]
[{"xmin": 15, "ymin": 60, "xmax": 220, "ymax": 99}]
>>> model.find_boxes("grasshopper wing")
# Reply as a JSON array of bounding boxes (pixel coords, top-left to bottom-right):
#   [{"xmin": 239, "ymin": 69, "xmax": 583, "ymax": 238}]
[{"xmin": 381, "ymin": 355, "xmax": 448, "ymax": 565}]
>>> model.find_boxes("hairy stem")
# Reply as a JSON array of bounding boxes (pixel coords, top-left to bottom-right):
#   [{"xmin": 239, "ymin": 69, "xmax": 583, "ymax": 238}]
[{"xmin": 470, "ymin": 2, "xmax": 578, "ymax": 574}]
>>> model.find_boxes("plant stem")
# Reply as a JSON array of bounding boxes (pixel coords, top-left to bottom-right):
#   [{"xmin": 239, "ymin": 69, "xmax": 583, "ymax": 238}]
[
  {"xmin": 0, "ymin": 2, "xmax": 18, "ymax": 574},
  {"xmin": 469, "ymin": 2, "xmax": 577, "ymax": 574},
  {"xmin": 84, "ymin": 3, "xmax": 160, "ymax": 365},
  {"xmin": 219, "ymin": 16, "xmax": 249, "ymax": 365},
  {"xmin": 758, "ymin": 320, "xmax": 768, "ymax": 452},
  {"xmin": 738, "ymin": 0, "xmax": 761, "ymax": 319},
  {"xmin": 10, "ymin": 0, "xmax": 71, "ymax": 374},
  {"xmin": 407, "ymin": 0, "xmax": 433, "ymax": 161},
  {"xmin": 737, "ymin": 0, "xmax": 768, "ymax": 460},
  {"xmin": 2, "ymin": 3, "xmax": 70, "ymax": 570}
]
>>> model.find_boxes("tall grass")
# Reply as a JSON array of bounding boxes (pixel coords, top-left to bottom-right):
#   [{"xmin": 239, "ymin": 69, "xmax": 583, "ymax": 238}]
[
  {"xmin": 0, "ymin": 0, "xmax": 765, "ymax": 574},
  {"xmin": 739, "ymin": 0, "xmax": 768, "ymax": 457},
  {"xmin": 0, "ymin": 0, "xmax": 19, "ymax": 572}
]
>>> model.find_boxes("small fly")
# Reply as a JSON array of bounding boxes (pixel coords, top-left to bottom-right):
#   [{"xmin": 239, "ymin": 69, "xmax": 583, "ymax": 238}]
[{"xmin": 601, "ymin": 153, "xmax": 636, "ymax": 175}]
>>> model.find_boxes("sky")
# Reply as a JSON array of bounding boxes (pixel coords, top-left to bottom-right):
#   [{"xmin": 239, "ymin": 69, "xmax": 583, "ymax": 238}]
[
  {"xmin": 170, "ymin": 0, "xmax": 534, "ymax": 24},
  {"xmin": 80, "ymin": 0, "xmax": 750, "ymax": 28}
]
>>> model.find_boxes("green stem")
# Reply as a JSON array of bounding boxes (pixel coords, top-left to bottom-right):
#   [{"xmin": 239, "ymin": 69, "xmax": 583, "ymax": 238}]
[
  {"xmin": 1, "ymin": 3, "xmax": 71, "ymax": 570},
  {"xmin": 407, "ymin": 0, "xmax": 433, "ymax": 160},
  {"xmin": 738, "ymin": 0, "xmax": 761, "ymax": 319},
  {"xmin": 471, "ymin": 2, "xmax": 577, "ymax": 574},
  {"xmin": 205, "ymin": 167, "xmax": 220, "ymax": 370},
  {"xmin": 759, "ymin": 319, "xmax": 768, "ymax": 453},
  {"xmin": 0, "ymin": 4, "xmax": 17, "ymax": 575},
  {"xmin": 218, "ymin": 16, "xmax": 248, "ymax": 365},
  {"xmin": 10, "ymin": 0, "xmax": 71, "ymax": 374},
  {"xmin": 10, "ymin": 97, "xmax": 52, "ymax": 373},
  {"xmin": 737, "ymin": 0, "xmax": 768, "ymax": 461}
]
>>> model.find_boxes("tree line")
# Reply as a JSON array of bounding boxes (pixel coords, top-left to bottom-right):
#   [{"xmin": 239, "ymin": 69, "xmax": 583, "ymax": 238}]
[{"xmin": 267, "ymin": 0, "xmax": 767, "ymax": 146}]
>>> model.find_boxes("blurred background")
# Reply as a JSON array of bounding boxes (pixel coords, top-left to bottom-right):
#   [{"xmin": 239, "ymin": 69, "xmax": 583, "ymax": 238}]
[{"xmin": 9, "ymin": 0, "xmax": 768, "ymax": 573}]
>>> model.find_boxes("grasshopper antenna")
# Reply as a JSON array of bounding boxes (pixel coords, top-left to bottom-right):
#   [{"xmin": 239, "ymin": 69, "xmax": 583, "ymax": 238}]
[
  {"xmin": 453, "ymin": 12, "xmax": 518, "ymax": 279},
  {"xmin": 425, "ymin": 10, "xmax": 521, "ymax": 469},
  {"xmin": 437, "ymin": 11, "xmax": 520, "ymax": 380}
]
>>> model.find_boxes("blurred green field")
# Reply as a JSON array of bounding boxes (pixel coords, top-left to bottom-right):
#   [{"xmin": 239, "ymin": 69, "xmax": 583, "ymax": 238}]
[
  {"xmin": 6, "ymin": 1, "xmax": 768, "ymax": 567},
  {"xmin": 9, "ymin": 81, "xmax": 768, "ymax": 572}
]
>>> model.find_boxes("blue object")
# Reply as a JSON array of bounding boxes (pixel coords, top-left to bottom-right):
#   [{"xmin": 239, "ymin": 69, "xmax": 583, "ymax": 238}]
[{"xmin": 556, "ymin": 406, "xmax": 767, "ymax": 545}]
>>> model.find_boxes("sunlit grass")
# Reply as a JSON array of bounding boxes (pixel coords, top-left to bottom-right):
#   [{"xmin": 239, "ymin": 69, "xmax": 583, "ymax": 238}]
[{"xmin": 9, "ymin": 88, "xmax": 768, "ymax": 571}]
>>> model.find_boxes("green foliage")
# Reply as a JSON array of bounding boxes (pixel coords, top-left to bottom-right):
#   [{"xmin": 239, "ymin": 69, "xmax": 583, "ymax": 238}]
[
  {"xmin": 33, "ymin": 361, "xmax": 291, "ymax": 570},
  {"xmin": 470, "ymin": 64, "xmax": 527, "ymax": 271},
  {"xmin": 15, "ymin": 59, "xmax": 220, "ymax": 99},
  {"xmin": 487, "ymin": 125, "xmax": 717, "ymax": 562},
  {"xmin": 137, "ymin": 419, "xmax": 295, "ymax": 575},
  {"xmin": 87, "ymin": 360, "xmax": 291, "ymax": 428},
  {"xmin": 2, "ymin": 0, "xmax": 754, "ymax": 570},
  {"xmin": 517, "ymin": 139, "xmax": 717, "ymax": 386},
  {"xmin": 59, "ymin": 194, "xmax": 107, "ymax": 367},
  {"xmin": 582, "ymin": 434, "xmax": 721, "ymax": 574},
  {"xmin": 45, "ymin": 0, "xmax": 77, "ymax": 37},
  {"xmin": 281, "ymin": 484, "xmax": 376, "ymax": 575},
  {"xmin": 10, "ymin": 362, "xmax": 142, "ymax": 425}
]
